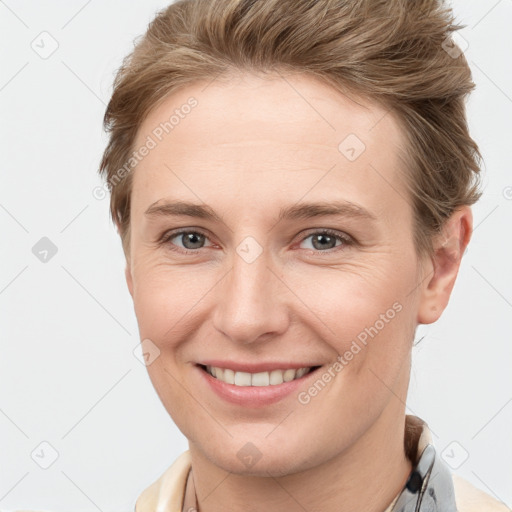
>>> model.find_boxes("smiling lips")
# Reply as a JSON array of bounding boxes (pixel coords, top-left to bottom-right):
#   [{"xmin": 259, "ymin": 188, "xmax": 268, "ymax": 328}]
[
  {"xmin": 204, "ymin": 365, "xmax": 316, "ymax": 386},
  {"xmin": 196, "ymin": 362, "xmax": 323, "ymax": 407}
]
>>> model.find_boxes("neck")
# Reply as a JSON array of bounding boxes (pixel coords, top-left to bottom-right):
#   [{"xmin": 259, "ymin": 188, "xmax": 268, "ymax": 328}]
[{"xmin": 188, "ymin": 406, "xmax": 412, "ymax": 512}]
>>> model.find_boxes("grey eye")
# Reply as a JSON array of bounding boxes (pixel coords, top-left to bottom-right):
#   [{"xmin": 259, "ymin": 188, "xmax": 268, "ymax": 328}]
[
  {"xmin": 168, "ymin": 231, "xmax": 210, "ymax": 250},
  {"xmin": 300, "ymin": 232, "xmax": 343, "ymax": 251}
]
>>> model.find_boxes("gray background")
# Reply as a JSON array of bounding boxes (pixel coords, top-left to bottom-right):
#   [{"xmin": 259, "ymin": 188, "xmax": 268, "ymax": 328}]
[{"xmin": 1, "ymin": 0, "xmax": 511, "ymax": 510}]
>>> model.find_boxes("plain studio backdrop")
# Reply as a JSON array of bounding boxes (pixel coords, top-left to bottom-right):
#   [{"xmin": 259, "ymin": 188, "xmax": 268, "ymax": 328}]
[{"xmin": 1, "ymin": 1, "xmax": 511, "ymax": 510}]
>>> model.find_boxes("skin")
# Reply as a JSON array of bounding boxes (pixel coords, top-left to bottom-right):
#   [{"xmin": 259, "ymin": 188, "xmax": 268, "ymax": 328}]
[{"xmin": 124, "ymin": 71, "xmax": 472, "ymax": 512}]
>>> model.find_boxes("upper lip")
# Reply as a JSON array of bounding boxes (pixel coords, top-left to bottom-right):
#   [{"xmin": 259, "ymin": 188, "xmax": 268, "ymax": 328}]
[{"xmin": 196, "ymin": 360, "xmax": 323, "ymax": 373}]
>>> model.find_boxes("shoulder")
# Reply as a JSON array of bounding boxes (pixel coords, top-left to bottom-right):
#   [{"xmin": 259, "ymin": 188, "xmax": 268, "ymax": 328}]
[
  {"xmin": 453, "ymin": 474, "xmax": 511, "ymax": 512},
  {"xmin": 135, "ymin": 451, "xmax": 191, "ymax": 512}
]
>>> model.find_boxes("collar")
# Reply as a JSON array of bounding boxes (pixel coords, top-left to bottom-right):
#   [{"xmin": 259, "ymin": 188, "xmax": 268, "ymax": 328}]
[
  {"xmin": 135, "ymin": 415, "xmax": 457, "ymax": 512},
  {"xmin": 388, "ymin": 416, "xmax": 457, "ymax": 511}
]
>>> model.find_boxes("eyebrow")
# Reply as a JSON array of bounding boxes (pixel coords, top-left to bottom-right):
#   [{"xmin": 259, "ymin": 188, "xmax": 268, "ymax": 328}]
[{"xmin": 144, "ymin": 200, "xmax": 377, "ymax": 223}]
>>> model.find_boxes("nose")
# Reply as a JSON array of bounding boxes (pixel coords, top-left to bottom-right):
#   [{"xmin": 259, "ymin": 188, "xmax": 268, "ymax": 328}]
[{"xmin": 212, "ymin": 247, "xmax": 290, "ymax": 345}]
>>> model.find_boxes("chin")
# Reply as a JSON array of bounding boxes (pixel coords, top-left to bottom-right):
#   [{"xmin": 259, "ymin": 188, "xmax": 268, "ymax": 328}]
[{"xmin": 195, "ymin": 433, "xmax": 321, "ymax": 477}]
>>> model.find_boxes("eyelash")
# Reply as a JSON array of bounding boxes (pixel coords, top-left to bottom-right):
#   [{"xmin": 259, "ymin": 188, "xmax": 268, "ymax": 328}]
[{"xmin": 158, "ymin": 228, "xmax": 354, "ymax": 256}]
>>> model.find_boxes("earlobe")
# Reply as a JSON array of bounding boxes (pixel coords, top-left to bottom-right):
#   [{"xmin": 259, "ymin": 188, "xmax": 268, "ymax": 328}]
[{"xmin": 417, "ymin": 206, "xmax": 473, "ymax": 325}]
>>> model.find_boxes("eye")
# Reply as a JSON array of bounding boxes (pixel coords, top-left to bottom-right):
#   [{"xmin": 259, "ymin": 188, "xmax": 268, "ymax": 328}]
[
  {"xmin": 158, "ymin": 228, "xmax": 353, "ymax": 255},
  {"xmin": 298, "ymin": 229, "xmax": 352, "ymax": 252},
  {"xmin": 159, "ymin": 229, "xmax": 214, "ymax": 253}
]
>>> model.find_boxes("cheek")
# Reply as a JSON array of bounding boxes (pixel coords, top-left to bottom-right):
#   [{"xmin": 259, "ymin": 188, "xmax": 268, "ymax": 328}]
[
  {"xmin": 280, "ymin": 258, "xmax": 418, "ymax": 405},
  {"xmin": 283, "ymin": 257, "xmax": 415, "ymax": 338},
  {"xmin": 131, "ymin": 257, "xmax": 218, "ymax": 349}
]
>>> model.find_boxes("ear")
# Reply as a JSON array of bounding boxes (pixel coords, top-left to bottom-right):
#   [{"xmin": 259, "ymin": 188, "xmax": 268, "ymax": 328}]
[{"xmin": 417, "ymin": 206, "xmax": 473, "ymax": 324}]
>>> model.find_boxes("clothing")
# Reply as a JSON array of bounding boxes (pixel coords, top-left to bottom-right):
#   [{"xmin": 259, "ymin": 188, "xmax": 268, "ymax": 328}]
[{"xmin": 135, "ymin": 415, "xmax": 510, "ymax": 512}]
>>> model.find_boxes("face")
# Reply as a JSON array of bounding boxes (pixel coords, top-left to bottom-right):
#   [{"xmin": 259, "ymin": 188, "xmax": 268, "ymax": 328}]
[{"xmin": 126, "ymin": 72, "xmax": 428, "ymax": 476}]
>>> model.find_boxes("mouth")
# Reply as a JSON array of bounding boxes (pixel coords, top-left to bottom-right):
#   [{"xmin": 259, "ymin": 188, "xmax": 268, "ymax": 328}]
[{"xmin": 197, "ymin": 364, "xmax": 322, "ymax": 387}]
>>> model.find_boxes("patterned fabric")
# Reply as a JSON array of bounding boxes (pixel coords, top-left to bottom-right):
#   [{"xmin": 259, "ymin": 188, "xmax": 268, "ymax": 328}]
[{"xmin": 389, "ymin": 443, "xmax": 457, "ymax": 511}]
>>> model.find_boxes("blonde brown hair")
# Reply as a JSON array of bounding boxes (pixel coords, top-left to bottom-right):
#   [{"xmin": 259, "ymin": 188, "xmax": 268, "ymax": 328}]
[{"xmin": 99, "ymin": 0, "xmax": 482, "ymax": 256}]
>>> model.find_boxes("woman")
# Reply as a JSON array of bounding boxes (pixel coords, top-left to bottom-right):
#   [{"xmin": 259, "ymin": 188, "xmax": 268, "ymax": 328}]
[{"xmin": 99, "ymin": 0, "xmax": 508, "ymax": 510}]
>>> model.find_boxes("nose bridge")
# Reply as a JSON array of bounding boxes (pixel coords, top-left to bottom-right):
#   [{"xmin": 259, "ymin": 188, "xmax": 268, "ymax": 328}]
[{"xmin": 212, "ymin": 240, "xmax": 288, "ymax": 343}]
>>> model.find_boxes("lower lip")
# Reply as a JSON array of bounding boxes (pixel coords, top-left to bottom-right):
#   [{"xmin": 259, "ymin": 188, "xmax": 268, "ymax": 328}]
[{"xmin": 196, "ymin": 365, "xmax": 321, "ymax": 407}]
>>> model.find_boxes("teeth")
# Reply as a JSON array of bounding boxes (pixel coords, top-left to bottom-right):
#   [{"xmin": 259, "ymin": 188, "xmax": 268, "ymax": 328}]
[
  {"xmin": 223, "ymin": 368, "xmax": 235, "ymax": 384},
  {"xmin": 295, "ymin": 367, "xmax": 308, "ymax": 378},
  {"xmin": 269, "ymin": 369, "xmax": 284, "ymax": 385},
  {"xmin": 234, "ymin": 371, "xmax": 252, "ymax": 386},
  {"xmin": 283, "ymin": 369, "xmax": 296, "ymax": 382},
  {"xmin": 205, "ymin": 366, "xmax": 313, "ymax": 386}
]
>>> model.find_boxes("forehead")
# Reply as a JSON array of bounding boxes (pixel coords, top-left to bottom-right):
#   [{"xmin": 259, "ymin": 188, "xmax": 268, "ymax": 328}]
[
  {"xmin": 131, "ymin": 72, "xmax": 409, "ymax": 216},
  {"xmin": 135, "ymin": 71, "xmax": 403, "ymax": 152}
]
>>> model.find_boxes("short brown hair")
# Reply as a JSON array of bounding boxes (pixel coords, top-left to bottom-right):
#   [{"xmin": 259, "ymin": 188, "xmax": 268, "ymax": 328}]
[{"xmin": 99, "ymin": 0, "xmax": 482, "ymax": 256}]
